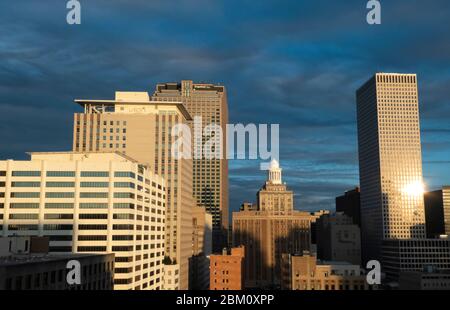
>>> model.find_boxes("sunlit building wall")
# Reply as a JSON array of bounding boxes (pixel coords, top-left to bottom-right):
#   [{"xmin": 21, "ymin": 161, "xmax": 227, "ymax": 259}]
[{"xmin": 356, "ymin": 73, "xmax": 426, "ymax": 262}]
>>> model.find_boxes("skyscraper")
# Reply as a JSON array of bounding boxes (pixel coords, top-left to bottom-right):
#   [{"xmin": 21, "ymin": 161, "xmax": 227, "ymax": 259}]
[
  {"xmin": 152, "ymin": 81, "xmax": 228, "ymax": 252},
  {"xmin": 356, "ymin": 73, "xmax": 426, "ymax": 262},
  {"xmin": 232, "ymin": 160, "xmax": 312, "ymax": 288},
  {"xmin": 73, "ymin": 92, "xmax": 193, "ymax": 289}
]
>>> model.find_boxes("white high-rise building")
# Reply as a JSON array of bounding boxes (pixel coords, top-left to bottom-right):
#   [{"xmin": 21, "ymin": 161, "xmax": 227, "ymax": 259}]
[
  {"xmin": 0, "ymin": 152, "xmax": 166, "ymax": 290},
  {"xmin": 356, "ymin": 73, "xmax": 426, "ymax": 262}
]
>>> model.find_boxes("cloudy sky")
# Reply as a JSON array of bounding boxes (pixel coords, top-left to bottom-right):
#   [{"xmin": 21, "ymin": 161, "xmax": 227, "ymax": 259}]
[{"xmin": 1, "ymin": 0, "xmax": 450, "ymax": 213}]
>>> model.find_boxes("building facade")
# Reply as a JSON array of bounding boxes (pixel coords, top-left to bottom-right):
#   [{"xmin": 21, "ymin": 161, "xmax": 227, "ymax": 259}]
[
  {"xmin": 336, "ymin": 187, "xmax": 361, "ymax": 227},
  {"xmin": 382, "ymin": 238, "xmax": 450, "ymax": 280},
  {"xmin": 72, "ymin": 91, "xmax": 193, "ymax": 289},
  {"xmin": 210, "ymin": 246, "xmax": 245, "ymax": 290},
  {"xmin": 0, "ymin": 152, "xmax": 166, "ymax": 290},
  {"xmin": 356, "ymin": 73, "xmax": 426, "ymax": 262},
  {"xmin": 316, "ymin": 212, "xmax": 361, "ymax": 265},
  {"xmin": 152, "ymin": 81, "xmax": 228, "ymax": 252},
  {"xmin": 232, "ymin": 160, "xmax": 313, "ymax": 288},
  {"xmin": 281, "ymin": 253, "xmax": 368, "ymax": 290},
  {"xmin": 399, "ymin": 270, "xmax": 450, "ymax": 290},
  {"xmin": 424, "ymin": 186, "xmax": 450, "ymax": 238},
  {"xmin": 189, "ymin": 206, "xmax": 213, "ymax": 290},
  {"xmin": 0, "ymin": 252, "xmax": 114, "ymax": 290}
]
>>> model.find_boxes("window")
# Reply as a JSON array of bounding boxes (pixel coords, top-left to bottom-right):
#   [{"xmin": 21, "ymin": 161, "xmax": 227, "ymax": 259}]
[
  {"xmin": 114, "ymin": 192, "xmax": 134, "ymax": 199},
  {"xmin": 12, "ymin": 171, "xmax": 41, "ymax": 177},
  {"xmin": 43, "ymin": 224, "xmax": 73, "ymax": 230},
  {"xmin": 80, "ymin": 182, "xmax": 109, "ymax": 188},
  {"xmin": 46, "ymin": 192, "xmax": 74, "ymax": 198},
  {"xmin": 79, "ymin": 214, "xmax": 108, "ymax": 219},
  {"xmin": 78, "ymin": 235, "xmax": 107, "ymax": 241},
  {"xmin": 113, "ymin": 203, "xmax": 134, "ymax": 209},
  {"xmin": 10, "ymin": 192, "xmax": 40, "ymax": 198},
  {"xmin": 114, "ymin": 172, "xmax": 135, "ymax": 178},
  {"xmin": 77, "ymin": 246, "xmax": 107, "ymax": 252},
  {"xmin": 8, "ymin": 224, "xmax": 39, "ymax": 231},
  {"xmin": 79, "ymin": 203, "xmax": 108, "ymax": 209},
  {"xmin": 44, "ymin": 214, "xmax": 73, "ymax": 220},
  {"xmin": 45, "ymin": 203, "xmax": 74, "ymax": 209},
  {"xmin": 9, "ymin": 214, "xmax": 39, "ymax": 220},
  {"xmin": 80, "ymin": 192, "xmax": 108, "ymax": 198},
  {"xmin": 114, "ymin": 182, "xmax": 135, "ymax": 188},
  {"xmin": 10, "ymin": 203, "xmax": 39, "ymax": 209},
  {"xmin": 12, "ymin": 182, "xmax": 40, "ymax": 187},
  {"xmin": 78, "ymin": 224, "xmax": 108, "ymax": 230},
  {"xmin": 46, "ymin": 182, "xmax": 74, "ymax": 188},
  {"xmin": 46, "ymin": 171, "xmax": 75, "ymax": 177},
  {"xmin": 81, "ymin": 171, "xmax": 109, "ymax": 177}
]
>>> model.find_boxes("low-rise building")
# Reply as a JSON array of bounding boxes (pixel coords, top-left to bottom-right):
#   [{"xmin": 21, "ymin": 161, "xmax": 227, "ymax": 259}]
[
  {"xmin": 399, "ymin": 270, "xmax": 450, "ymax": 290},
  {"xmin": 382, "ymin": 238, "xmax": 450, "ymax": 280},
  {"xmin": 281, "ymin": 253, "xmax": 368, "ymax": 290},
  {"xmin": 0, "ymin": 236, "xmax": 114, "ymax": 290},
  {"xmin": 210, "ymin": 246, "xmax": 245, "ymax": 290}
]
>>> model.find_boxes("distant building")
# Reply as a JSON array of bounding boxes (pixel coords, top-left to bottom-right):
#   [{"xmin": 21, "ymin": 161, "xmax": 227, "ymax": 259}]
[
  {"xmin": 152, "ymin": 81, "xmax": 229, "ymax": 253},
  {"xmin": 316, "ymin": 212, "xmax": 361, "ymax": 265},
  {"xmin": 0, "ymin": 151, "xmax": 166, "ymax": 290},
  {"xmin": 210, "ymin": 246, "xmax": 245, "ymax": 290},
  {"xmin": 281, "ymin": 253, "xmax": 368, "ymax": 290},
  {"xmin": 240, "ymin": 202, "xmax": 258, "ymax": 211},
  {"xmin": 336, "ymin": 187, "xmax": 361, "ymax": 227},
  {"xmin": 192, "ymin": 206, "xmax": 213, "ymax": 256},
  {"xmin": 189, "ymin": 206, "xmax": 213, "ymax": 290},
  {"xmin": 424, "ymin": 187, "xmax": 450, "ymax": 238},
  {"xmin": 232, "ymin": 160, "xmax": 313, "ymax": 288},
  {"xmin": 399, "ymin": 270, "xmax": 450, "ymax": 290},
  {"xmin": 382, "ymin": 238, "xmax": 450, "ymax": 280},
  {"xmin": 310, "ymin": 210, "xmax": 330, "ymax": 245},
  {"xmin": 0, "ymin": 236, "xmax": 114, "ymax": 290}
]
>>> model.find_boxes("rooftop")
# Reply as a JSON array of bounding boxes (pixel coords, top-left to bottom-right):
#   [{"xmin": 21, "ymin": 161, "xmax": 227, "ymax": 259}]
[
  {"xmin": 0, "ymin": 253, "xmax": 108, "ymax": 267},
  {"xmin": 74, "ymin": 91, "xmax": 192, "ymax": 121}
]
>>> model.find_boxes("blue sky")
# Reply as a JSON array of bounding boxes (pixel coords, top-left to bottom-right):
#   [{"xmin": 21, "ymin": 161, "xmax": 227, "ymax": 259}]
[{"xmin": 1, "ymin": 0, "xmax": 450, "ymax": 213}]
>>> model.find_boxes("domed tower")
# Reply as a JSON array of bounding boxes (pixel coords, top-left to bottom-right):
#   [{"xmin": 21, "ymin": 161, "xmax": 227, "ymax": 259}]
[{"xmin": 267, "ymin": 159, "xmax": 282, "ymax": 185}]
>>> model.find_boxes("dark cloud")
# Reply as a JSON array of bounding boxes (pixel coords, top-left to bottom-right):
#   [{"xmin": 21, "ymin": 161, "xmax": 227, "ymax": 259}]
[{"xmin": 0, "ymin": 0, "xmax": 450, "ymax": 214}]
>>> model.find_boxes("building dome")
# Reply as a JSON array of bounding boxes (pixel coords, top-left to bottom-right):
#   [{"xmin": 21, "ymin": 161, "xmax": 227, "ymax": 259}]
[
  {"xmin": 268, "ymin": 159, "xmax": 282, "ymax": 184},
  {"xmin": 269, "ymin": 159, "xmax": 279, "ymax": 170}
]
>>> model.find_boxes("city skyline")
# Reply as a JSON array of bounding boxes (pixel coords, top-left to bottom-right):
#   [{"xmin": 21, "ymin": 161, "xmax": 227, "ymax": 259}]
[{"xmin": 1, "ymin": 0, "xmax": 450, "ymax": 215}]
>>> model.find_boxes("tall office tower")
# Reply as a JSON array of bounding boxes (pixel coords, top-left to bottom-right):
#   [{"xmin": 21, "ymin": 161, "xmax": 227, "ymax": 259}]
[
  {"xmin": 0, "ymin": 152, "xmax": 165, "ymax": 290},
  {"xmin": 356, "ymin": 73, "xmax": 426, "ymax": 262},
  {"xmin": 424, "ymin": 187, "xmax": 450, "ymax": 238},
  {"xmin": 152, "ymin": 81, "xmax": 228, "ymax": 252},
  {"xmin": 233, "ymin": 160, "xmax": 313, "ymax": 288},
  {"xmin": 73, "ymin": 92, "xmax": 193, "ymax": 289},
  {"xmin": 336, "ymin": 187, "xmax": 361, "ymax": 227}
]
